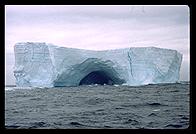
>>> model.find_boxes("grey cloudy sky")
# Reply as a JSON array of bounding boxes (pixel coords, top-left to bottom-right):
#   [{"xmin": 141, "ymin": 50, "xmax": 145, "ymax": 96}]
[{"xmin": 5, "ymin": 5, "xmax": 190, "ymax": 85}]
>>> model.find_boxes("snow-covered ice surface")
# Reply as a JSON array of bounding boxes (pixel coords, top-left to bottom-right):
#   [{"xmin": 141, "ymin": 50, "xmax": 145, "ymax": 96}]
[
  {"xmin": 5, "ymin": 82, "xmax": 190, "ymax": 129},
  {"xmin": 14, "ymin": 42, "xmax": 182, "ymax": 87}
]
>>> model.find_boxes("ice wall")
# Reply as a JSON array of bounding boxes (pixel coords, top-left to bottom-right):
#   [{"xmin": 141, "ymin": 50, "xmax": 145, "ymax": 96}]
[{"xmin": 14, "ymin": 42, "xmax": 182, "ymax": 87}]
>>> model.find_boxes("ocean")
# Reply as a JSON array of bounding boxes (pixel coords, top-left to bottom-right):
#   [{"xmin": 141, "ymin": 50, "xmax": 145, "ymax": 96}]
[{"xmin": 5, "ymin": 82, "xmax": 190, "ymax": 129}]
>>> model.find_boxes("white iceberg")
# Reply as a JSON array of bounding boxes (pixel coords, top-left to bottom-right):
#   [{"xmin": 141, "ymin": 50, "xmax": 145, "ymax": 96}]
[{"xmin": 14, "ymin": 42, "xmax": 182, "ymax": 87}]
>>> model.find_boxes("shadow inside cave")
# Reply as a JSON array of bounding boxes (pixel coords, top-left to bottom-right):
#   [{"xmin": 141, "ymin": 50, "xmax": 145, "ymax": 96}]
[{"xmin": 79, "ymin": 71, "xmax": 114, "ymax": 85}]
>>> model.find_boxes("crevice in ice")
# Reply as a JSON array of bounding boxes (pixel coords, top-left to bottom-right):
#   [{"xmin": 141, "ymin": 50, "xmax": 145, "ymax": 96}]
[{"xmin": 128, "ymin": 48, "xmax": 134, "ymax": 78}]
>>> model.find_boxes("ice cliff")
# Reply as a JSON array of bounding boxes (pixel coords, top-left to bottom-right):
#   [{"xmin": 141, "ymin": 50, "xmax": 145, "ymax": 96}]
[{"xmin": 14, "ymin": 42, "xmax": 182, "ymax": 87}]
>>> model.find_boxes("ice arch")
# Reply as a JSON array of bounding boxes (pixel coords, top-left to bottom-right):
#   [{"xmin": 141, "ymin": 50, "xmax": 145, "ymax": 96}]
[{"xmin": 53, "ymin": 58, "xmax": 125, "ymax": 87}]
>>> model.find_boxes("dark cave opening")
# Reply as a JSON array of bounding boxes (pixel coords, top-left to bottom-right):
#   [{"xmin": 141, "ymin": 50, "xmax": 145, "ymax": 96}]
[{"xmin": 79, "ymin": 71, "xmax": 114, "ymax": 85}]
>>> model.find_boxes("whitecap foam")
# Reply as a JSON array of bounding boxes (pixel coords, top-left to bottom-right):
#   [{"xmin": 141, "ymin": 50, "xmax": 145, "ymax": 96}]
[
  {"xmin": 12, "ymin": 87, "xmax": 35, "ymax": 90},
  {"xmin": 5, "ymin": 87, "xmax": 15, "ymax": 91}
]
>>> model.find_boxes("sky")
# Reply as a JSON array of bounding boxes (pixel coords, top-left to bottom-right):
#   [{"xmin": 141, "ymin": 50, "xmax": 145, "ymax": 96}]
[{"xmin": 5, "ymin": 5, "xmax": 190, "ymax": 85}]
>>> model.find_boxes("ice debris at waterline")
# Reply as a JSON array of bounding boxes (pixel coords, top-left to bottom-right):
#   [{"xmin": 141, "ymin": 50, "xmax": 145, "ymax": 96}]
[{"xmin": 14, "ymin": 42, "xmax": 182, "ymax": 87}]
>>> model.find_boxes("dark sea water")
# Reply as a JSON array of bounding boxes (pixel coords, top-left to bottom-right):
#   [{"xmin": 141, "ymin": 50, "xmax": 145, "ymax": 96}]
[{"xmin": 5, "ymin": 82, "xmax": 190, "ymax": 129}]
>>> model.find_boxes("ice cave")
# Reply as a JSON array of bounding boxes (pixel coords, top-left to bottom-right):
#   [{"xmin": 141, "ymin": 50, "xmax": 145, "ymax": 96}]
[{"xmin": 79, "ymin": 71, "xmax": 113, "ymax": 85}]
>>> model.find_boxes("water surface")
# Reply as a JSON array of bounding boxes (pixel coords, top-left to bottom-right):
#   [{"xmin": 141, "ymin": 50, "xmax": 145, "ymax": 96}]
[{"xmin": 5, "ymin": 83, "xmax": 190, "ymax": 129}]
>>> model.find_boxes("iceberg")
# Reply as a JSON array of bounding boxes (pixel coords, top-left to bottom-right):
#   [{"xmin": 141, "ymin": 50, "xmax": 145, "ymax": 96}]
[{"xmin": 14, "ymin": 42, "xmax": 182, "ymax": 87}]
